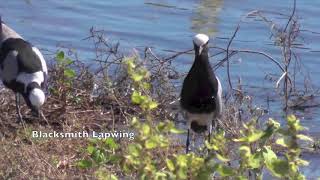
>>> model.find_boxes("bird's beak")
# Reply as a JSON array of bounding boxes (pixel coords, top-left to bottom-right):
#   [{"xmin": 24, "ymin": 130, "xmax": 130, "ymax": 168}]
[{"xmin": 198, "ymin": 45, "xmax": 203, "ymax": 55}]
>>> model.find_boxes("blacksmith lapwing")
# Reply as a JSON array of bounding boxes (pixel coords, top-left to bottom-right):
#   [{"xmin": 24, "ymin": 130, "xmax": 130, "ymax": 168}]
[
  {"xmin": 180, "ymin": 34, "xmax": 223, "ymax": 153},
  {"xmin": 0, "ymin": 18, "xmax": 48, "ymax": 121}
]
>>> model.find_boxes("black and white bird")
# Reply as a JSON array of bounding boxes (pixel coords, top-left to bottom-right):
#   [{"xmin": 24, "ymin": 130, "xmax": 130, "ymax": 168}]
[
  {"xmin": 180, "ymin": 34, "xmax": 222, "ymax": 153},
  {"xmin": 0, "ymin": 18, "xmax": 48, "ymax": 121}
]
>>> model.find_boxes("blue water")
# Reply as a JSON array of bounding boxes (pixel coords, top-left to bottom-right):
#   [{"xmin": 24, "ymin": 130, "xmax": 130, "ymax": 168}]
[{"xmin": 1, "ymin": 0, "xmax": 320, "ymax": 177}]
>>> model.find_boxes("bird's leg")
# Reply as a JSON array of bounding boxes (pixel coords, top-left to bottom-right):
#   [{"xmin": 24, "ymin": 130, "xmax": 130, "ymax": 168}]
[
  {"xmin": 208, "ymin": 123, "xmax": 212, "ymax": 143},
  {"xmin": 15, "ymin": 93, "xmax": 23, "ymax": 122},
  {"xmin": 31, "ymin": 107, "xmax": 48, "ymax": 125},
  {"xmin": 186, "ymin": 129, "xmax": 190, "ymax": 154},
  {"xmin": 192, "ymin": 132, "xmax": 196, "ymax": 149},
  {"xmin": 40, "ymin": 110, "xmax": 49, "ymax": 125}
]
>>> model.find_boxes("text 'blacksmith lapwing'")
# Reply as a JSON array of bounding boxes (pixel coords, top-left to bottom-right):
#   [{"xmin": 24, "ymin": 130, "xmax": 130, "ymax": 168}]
[
  {"xmin": 180, "ymin": 34, "xmax": 223, "ymax": 153},
  {"xmin": 0, "ymin": 18, "xmax": 48, "ymax": 121}
]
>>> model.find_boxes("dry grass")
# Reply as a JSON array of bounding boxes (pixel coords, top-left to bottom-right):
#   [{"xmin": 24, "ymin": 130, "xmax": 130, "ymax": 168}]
[{"xmin": 0, "ymin": 74, "xmax": 113, "ymax": 179}]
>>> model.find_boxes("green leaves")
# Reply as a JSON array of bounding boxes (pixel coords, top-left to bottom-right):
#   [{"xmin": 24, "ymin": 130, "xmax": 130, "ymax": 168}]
[
  {"xmin": 145, "ymin": 137, "xmax": 158, "ymax": 149},
  {"xmin": 125, "ymin": 57, "xmax": 149, "ymax": 82},
  {"xmin": 233, "ymin": 120, "xmax": 265, "ymax": 143},
  {"xmin": 287, "ymin": 115, "xmax": 305, "ymax": 131},
  {"xmin": 296, "ymin": 134, "xmax": 313, "ymax": 142},
  {"xmin": 276, "ymin": 137, "xmax": 289, "ymax": 147},
  {"xmin": 77, "ymin": 137, "xmax": 121, "ymax": 170},
  {"xmin": 131, "ymin": 68, "xmax": 149, "ymax": 82},
  {"xmin": 56, "ymin": 51, "xmax": 64, "ymax": 61},
  {"xmin": 131, "ymin": 91, "xmax": 158, "ymax": 110},
  {"xmin": 230, "ymin": 115, "xmax": 310, "ymax": 179},
  {"xmin": 262, "ymin": 115, "xmax": 311, "ymax": 179},
  {"xmin": 54, "ymin": 50, "xmax": 77, "ymax": 94},
  {"xmin": 176, "ymin": 154, "xmax": 188, "ymax": 167},
  {"xmin": 118, "ymin": 58, "xmax": 190, "ymax": 178},
  {"xmin": 164, "ymin": 154, "xmax": 207, "ymax": 179},
  {"xmin": 87, "ymin": 145, "xmax": 95, "ymax": 154},
  {"xmin": 131, "ymin": 91, "xmax": 142, "ymax": 103},
  {"xmin": 128, "ymin": 144, "xmax": 142, "ymax": 157},
  {"xmin": 95, "ymin": 169, "xmax": 118, "ymax": 180},
  {"xmin": 213, "ymin": 164, "xmax": 235, "ymax": 177},
  {"xmin": 142, "ymin": 124, "xmax": 151, "ymax": 136},
  {"xmin": 266, "ymin": 159, "xmax": 289, "ymax": 178},
  {"xmin": 104, "ymin": 138, "xmax": 119, "ymax": 149},
  {"xmin": 77, "ymin": 159, "xmax": 92, "ymax": 169},
  {"xmin": 261, "ymin": 146, "xmax": 289, "ymax": 178},
  {"xmin": 166, "ymin": 121, "xmax": 184, "ymax": 134},
  {"xmin": 239, "ymin": 146, "xmax": 263, "ymax": 169},
  {"xmin": 233, "ymin": 131, "xmax": 264, "ymax": 143},
  {"xmin": 148, "ymin": 101, "xmax": 158, "ymax": 110},
  {"xmin": 125, "ymin": 57, "xmax": 158, "ymax": 111},
  {"xmin": 56, "ymin": 51, "xmax": 74, "ymax": 67},
  {"xmin": 64, "ymin": 68, "xmax": 76, "ymax": 79},
  {"xmin": 166, "ymin": 159, "xmax": 175, "ymax": 171}
]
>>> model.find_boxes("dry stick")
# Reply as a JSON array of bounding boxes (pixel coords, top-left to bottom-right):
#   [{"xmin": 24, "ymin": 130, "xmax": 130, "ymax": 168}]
[
  {"xmin": 233, "ymin": 49, "xmax": 285, "ymax": 72},
  {"xmin": 283, "ymin": 47, "xmax": 289, "ymax": 110},
  {"xmin": 283, "ymin": 0, "xmax": 297, "ymax": 110},
  {"xmin": 213, "ymin": 51, "xmax": 238, "ymax": 70},
  {"xmin": 146, "ymin": 47, "xmax": 161, "ymax": 62},
  {"xmin": 67, "ymin": 110, "xmax": 99, "ymax": 114},
  {"xmin": 164, "ymin": 49, "xmax": 193, "ymax": 61},
  {"xmin": 209, "ymin": 50, "xmax": 226, "ymax": 58},
  {"xmin": 222, "ymin": 24, "xmax": 240, "ymax": 93},
  {"xmin": 226, "ymin": 25, "xmax": 240, "ymax": 91},
  {"xmin": 284, "ymin": 0, "xmax": 296, "ymax": 32},
  {"xmin": 111, "ymin": 105, "xmax": 115, "ymax": 131}
]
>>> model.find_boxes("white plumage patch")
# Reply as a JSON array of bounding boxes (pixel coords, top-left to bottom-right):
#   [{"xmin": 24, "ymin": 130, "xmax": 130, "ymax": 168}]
[
  {"xmin": 32, "ymin": 47, "xmax": 48, "ymax": 74},
  {"xmin": 16, "ymin": 71, "xmax": 44, "ymax": 92},
  {"xmin": 216, "ymin": 76, "xmax": 223, "ymax": 116},
  {"xmin": 29, "ymin": 88, "xmax": 45, "ymax": 108},
  {"xmin": 193, "ymin": 34, "xmax": 209, "ymax": 47},
  {"xmin": 186, "ymin": 112, "xmax": 214, "ymax": 125},
  {"xmin": 185, "ymin": 111, "xmax": 214, "ymax": 133}
]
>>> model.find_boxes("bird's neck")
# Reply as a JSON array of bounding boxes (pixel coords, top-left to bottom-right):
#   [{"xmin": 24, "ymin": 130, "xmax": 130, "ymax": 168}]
[{"xmin": 194, "ymin": 48, "xmax": 210, "ymax": 68}]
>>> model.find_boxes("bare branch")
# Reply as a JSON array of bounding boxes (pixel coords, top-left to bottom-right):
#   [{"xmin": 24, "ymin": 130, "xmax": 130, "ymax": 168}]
[{"xmin": 226, "ymin": 25, "xmax": 240, "ymax": 90}]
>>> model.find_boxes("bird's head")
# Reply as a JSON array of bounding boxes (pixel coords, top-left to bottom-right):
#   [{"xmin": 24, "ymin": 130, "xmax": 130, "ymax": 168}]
[
  {"xmin": 193, "ymin": 34, "xmax": 209, "ymax": 56},
  {"xmin": 23, "ymin": 82, "xmax": 45, "ymax": 116}
]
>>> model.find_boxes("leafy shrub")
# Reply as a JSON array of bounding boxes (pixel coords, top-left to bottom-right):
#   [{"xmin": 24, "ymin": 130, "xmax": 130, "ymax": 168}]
[{"xmin": 78, "ymin": 56, "xmax": 313, "ymax": 180}]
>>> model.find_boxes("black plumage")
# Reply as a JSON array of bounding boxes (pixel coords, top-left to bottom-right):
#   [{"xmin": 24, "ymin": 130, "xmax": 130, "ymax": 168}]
[
  {"xmin": 0, "ymin": 38, "xmax": 43, "ymax": 73},
  {"xmin": 180, "ymin": 34, "xmax": 223, "ymax": 153},
  {"xmin": 180, "ymin": 42, "xmax": 219, "ymax": 114}
]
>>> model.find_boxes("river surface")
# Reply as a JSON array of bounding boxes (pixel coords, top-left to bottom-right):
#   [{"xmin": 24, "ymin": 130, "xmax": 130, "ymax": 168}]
[{"xmin": 1, "ymin": 0, "xmax": 320, "ymax": 177}]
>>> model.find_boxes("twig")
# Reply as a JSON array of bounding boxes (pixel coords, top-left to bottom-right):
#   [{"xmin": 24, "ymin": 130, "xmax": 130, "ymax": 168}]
[
  {"xmin": 284, "ymin": 0, "xmax": 296, "ymax": 32},
  {"xmin": 226, "ymin": 24, "xmax": 240, "ymax": 90},
  {"xmin": 164, "ymin": 49, "xmax": 193, "ymax": 61},
  {"xmin": 234, "ymin": 49, "xmax": 285, "ymax": 72}
]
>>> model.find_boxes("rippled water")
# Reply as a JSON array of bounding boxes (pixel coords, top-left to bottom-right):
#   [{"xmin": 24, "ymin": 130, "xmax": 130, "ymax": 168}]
[{"xmin": 1, "ymin": 0, "xmax": 320, "ymax": 176}]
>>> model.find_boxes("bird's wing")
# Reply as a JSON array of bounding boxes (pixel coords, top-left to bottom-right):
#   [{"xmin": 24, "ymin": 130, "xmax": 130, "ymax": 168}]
[{"xmin": 1, "ymin": 38, "xmax": 42, "ymax": 74}]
